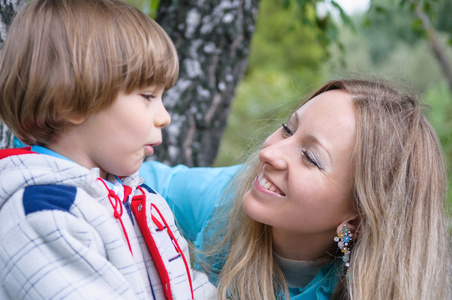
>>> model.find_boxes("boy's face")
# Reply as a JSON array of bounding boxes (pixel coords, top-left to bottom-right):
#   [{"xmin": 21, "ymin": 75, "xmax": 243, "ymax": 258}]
[{"xmin": 60, "ymin": 84, "xmax": 170, "ymax": 178}]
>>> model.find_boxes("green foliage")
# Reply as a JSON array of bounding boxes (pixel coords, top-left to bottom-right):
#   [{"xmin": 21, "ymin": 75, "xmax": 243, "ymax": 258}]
[
  {"xmin": 424, "ymin": 81, "xmax": 452, "ymax": 201},
  {"xmin": 246, "ymin": 1, "xmax": 325, "ymax": 76},
  {"xmin": 281, "ymin": 0, "xmax": 355, "ymax": 58},
  {"xmin": 368, "ymin": 0, "xmax": 452, "ymax": 60},
  {"xmin": 335, "ymin": 0, "xmax": 452, "ymax": 93},
  {"xmin": 364, "ymin": 0, "xmax": 422, "ymax": 64},
  {"xmin": 435, "ymin": 0, "xmax": 452, "ymax": 34},
  {"xmin": 125, "ymin": 0, "xmax": 159, "ymax": 18}
]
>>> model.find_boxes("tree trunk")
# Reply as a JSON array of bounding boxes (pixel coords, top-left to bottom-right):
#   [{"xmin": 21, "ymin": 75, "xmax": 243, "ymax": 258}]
[
  {"xmin": 0, "ymin": 0, "xmax": 23, "ymax": 47},
  {"xmin": 155, "ymin": 0, "xmax": 259, "ymax": 167},
  {"xmin": 0, "ymin": 0, "xmax": 24, "ymax": 149}
]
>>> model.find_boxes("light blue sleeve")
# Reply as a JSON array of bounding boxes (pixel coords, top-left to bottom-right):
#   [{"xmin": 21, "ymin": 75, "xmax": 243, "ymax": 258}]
[{"xmin": 139, "ymin": 160, "xmax": 241, "ymax": 243}]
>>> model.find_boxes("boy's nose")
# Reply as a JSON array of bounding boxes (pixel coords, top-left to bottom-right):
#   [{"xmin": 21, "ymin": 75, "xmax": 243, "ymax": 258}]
[{"xmin": 155, "ymin": 103, "xmax": 171, "ymax": 128}]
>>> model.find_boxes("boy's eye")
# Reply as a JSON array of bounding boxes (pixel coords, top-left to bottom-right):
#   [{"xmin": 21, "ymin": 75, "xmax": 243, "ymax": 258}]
[{"xmin": 142, "ymin": 94, "xmax": 155, "ymax": 101}]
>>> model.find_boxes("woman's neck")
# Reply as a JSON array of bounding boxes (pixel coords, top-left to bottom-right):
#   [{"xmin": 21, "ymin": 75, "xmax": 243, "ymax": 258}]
[
  {"xmin": 273, "ymin": 252, "xmax": 321, "ymax": 289},
  {"xmin": 272, "ymin": 227, "xmax": 336, "ymax": 261}
]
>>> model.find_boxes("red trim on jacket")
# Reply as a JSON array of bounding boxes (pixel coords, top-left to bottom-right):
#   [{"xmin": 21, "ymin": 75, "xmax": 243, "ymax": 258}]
[
  {"xmin": 97, "ymin": 178, "xmax": 134, "ymax": 255},
  {"xmin": 150, "ymin": 202, "xmax": 194, "ymax": 300},
  {"xmin": 0, "ymin": 147, "xmax": 34, "ymax": 159},
  {"xmin": 131, "ymin": 190, "xmax": 173, "ymax": 300}
]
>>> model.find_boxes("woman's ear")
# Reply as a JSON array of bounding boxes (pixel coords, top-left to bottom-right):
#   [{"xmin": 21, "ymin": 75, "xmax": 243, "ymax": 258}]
[{"xmin": 336, "ymin": 217, "xmax": 361, "ymax": 240}]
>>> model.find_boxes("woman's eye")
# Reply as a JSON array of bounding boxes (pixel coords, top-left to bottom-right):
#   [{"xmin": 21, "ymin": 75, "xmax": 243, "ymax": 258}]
[
  {"xmin": 281, "ymin": 123, "xmax": 293, "ymax": 136},
  {"xmin": 302, "ymin": 150, "xmax": 321, "ymax": 169}
]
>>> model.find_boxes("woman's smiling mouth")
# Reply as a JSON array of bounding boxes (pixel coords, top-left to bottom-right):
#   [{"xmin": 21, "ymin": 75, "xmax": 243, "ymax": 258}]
[{"xmin": 256, "ymin": 172, "xmax": 285, "ymax": 196}]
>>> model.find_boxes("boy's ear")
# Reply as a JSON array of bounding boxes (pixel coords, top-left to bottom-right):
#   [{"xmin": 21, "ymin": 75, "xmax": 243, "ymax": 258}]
[{"xmin": 336, "ymin": 217, "xmax": 361, "ymax": 240}]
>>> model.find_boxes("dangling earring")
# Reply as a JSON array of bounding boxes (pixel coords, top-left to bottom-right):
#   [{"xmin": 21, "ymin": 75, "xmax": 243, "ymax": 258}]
[{"xmin": 334, "ymin": 224, "xmax": 352, "ymax": 267}]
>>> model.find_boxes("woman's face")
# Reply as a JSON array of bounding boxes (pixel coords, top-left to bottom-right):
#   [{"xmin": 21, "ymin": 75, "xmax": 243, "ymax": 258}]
[{"xmin": 242, "ymin": 89, "xmax": 357, "ymax": 242}]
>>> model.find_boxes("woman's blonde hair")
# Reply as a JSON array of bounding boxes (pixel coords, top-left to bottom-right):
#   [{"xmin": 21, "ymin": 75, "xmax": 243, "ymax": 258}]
[
  {"xmin": 0, "ymin": 0, "xmax": 179, "ymax": 146},
  {"xmin": 204, "ymin": 77, "xmax": 451, "ymax": 300}
]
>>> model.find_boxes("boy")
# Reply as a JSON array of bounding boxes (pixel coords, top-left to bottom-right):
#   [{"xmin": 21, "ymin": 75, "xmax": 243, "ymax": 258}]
[{"xmin": 0, "ymin": 0, "xmax": 216, "ymax": 299}]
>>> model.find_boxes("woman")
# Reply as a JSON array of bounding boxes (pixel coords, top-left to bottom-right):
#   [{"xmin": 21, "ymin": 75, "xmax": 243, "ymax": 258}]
[{"xmin": 140, "ymin": 78, "xmax": 451, "ymax": 299}]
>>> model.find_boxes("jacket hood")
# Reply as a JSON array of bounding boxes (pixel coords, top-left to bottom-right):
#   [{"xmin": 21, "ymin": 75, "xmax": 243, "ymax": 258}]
[{"xmin": 0, "ymin": 151, "xmax": 102, "ymax": 210}]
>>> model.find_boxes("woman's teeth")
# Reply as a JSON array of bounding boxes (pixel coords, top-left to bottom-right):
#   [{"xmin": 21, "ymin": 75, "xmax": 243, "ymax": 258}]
[{"xmin": 258, "ymin": 173, "xmax": 283, "ymax": 195}]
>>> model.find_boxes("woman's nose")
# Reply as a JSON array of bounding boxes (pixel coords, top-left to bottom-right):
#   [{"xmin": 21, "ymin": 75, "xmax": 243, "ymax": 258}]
[{"xmin": 259, "ymin": 137, "xmax": 290, "ymax": 170}]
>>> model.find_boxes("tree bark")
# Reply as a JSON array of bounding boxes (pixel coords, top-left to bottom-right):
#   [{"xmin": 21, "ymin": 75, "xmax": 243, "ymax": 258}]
[
  {"xmin": 0, "ymin": 0, "xmax": 24, "ymax": 149},
  {"xmin": 155, "ymin": 0, "xmax": 259, "ymax": 167}
]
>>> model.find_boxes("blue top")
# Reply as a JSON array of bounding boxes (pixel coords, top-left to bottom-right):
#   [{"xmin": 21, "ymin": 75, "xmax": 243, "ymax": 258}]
[
  {"xmin": 140, "ymin": 160, "xmax": 342, "ymax": 299},
  {"xmin": 30, "ymin": 145, "xmax": 73, "ymax": 162}
]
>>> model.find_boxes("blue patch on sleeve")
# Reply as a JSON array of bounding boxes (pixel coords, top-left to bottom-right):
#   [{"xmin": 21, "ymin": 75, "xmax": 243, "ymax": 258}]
[
  {"xmin": 140, "ymin": 183, "xmax": 156, "ymax": 194},
  {"xmin": 23, "ymin": 185, "xmax": 77, "ymax": 215}
]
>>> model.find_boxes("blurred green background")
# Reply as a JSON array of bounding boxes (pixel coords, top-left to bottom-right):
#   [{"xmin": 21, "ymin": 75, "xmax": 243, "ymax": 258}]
[{"xmin": 128, "ymin": 0, "xmax": 452, "ymax": 202}]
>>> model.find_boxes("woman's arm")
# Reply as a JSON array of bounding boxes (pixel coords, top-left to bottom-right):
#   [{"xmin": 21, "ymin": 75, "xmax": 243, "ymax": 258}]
[{"xmin": 139, "ymin": 160, "xmax": 241, "ymax": 242}]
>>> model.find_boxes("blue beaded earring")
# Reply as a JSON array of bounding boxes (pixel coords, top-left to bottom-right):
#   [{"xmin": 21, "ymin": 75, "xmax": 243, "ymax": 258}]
[{"xmin": 334, "ymin": 224, "xmax": 352, "ymax": 267}]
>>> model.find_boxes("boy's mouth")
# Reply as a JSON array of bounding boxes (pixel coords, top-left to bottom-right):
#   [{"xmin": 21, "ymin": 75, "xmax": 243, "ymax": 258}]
[{"xmin": 144, "ymin": 145, "xmax": 154, "ymax": 156}]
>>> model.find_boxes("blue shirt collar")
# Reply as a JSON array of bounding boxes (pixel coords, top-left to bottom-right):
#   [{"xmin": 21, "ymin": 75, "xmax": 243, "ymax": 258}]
[{"xmin": 31, "ymin": 145, "xmax": 74, "ymax": 163}]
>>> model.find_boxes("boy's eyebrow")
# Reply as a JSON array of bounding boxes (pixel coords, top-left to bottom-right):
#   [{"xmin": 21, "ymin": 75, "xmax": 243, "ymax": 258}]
[{"xmin": 140, "ymin": 84, "xmax": 165, "ymax": 91}]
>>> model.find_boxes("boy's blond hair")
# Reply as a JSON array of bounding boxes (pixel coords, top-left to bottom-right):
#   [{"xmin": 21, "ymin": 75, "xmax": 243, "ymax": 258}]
[{"xmin": 0, "ymin": 0, "xmax": 179, "ymax": 146}]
